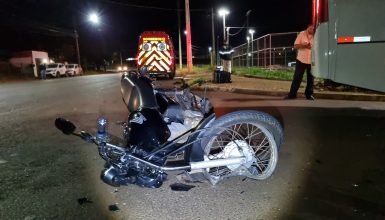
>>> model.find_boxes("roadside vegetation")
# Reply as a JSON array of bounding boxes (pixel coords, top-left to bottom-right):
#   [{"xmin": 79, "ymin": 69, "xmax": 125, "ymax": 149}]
[
  {"xmin": 232, "ymin": 67, "xmax": 294, "ymax": 81},
  {"xmin": 177, "ymin": 65, "xmax": 295, "ymax": 81},
  {"xmin": 176, "ymin": 65, "xmax": 214, "ymax": 76}
]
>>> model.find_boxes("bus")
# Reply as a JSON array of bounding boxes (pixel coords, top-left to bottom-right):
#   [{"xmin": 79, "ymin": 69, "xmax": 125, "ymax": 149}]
[{"xmin": 312, "ymin": 0, "xmax": 385, "ymax": 92}]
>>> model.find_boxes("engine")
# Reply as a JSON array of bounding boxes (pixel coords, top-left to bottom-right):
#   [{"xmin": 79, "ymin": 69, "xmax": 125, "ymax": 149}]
[
  {"xmin": 100, "ymin": 148, "xmax": 167, "ymax": 188},
  {"xmin": 101, "ymin": 163, "xmax": 167, "ymax": 188}
]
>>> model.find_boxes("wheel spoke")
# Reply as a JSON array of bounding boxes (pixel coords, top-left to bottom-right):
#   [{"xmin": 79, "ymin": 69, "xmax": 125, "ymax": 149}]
[
  {"xmin": 245, "ymin": 125, "xmax": 262, "ymax": 139},
  {"xmin": 256, "ymin": 159, "xmax": 270, "ymax": 164},
  {"xmin": 210, "ymin": 166, "xmax": 231, "ymax": 176},
  {"xmin": 254, "ymin": 161, "xmax": 264, "ymax": 172},
  {"xmin": 256, "ymin": 146, "xmax": 271, "ymax": 159},
  {"xmin": 205, "ymin": 119, "xmax": 278, "ymax": 183},
  {"xmin": 252, "ymin": 136, "xmax": 268, "ymax": 154}
]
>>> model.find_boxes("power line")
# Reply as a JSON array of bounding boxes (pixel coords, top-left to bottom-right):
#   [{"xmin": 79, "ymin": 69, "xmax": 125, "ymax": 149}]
[
  {"xmin": 0, "ymin": 2, "xmax": 74, "ymax": 37},
  {"xmin": 100, "ymin": 0, "xmax": 208, "ymax": 12}
]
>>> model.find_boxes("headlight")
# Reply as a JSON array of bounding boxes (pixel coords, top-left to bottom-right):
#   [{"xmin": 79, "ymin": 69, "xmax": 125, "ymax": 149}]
[
  {"xmin": 123, "ymin": 66, "xmax": 128, "ymax": 71},
  {"xmin": 117, "ymin": 66, "xmax": 122, "ymax": 71},
  {"xmin": 143, "ymin": 43, "xmax": 151, "ymax": 51},
  {"xmin": 157, "ymin": 42, "xmax": 166, "ymax": 51}
]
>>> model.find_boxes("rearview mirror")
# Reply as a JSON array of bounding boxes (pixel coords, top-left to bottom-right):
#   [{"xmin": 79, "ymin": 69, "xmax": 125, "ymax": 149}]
[{"xmin": 55, "ymin": 118, "xmax": 76, "ymax": 135}]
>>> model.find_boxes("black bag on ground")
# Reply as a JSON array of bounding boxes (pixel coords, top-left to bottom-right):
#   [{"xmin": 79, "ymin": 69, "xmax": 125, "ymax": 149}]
[{"xmin": 213, "ymin": 70, "xmax": 231, "ymax": 83}]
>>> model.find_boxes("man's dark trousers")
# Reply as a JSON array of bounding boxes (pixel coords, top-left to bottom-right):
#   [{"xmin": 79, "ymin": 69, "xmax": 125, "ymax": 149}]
[{"xmin": 288, "ymin": 59, "xmax": 314, "ymax": 98}]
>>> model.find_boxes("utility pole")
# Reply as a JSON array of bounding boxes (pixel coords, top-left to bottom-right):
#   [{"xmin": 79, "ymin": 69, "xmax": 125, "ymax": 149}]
[
  {"xmin": 177, "ymin": 0, "xmax": 182, "ymax": 69},
  {"xmin": 73, "ymin": 15, "xmax": 81, "ymax": 65},
  {"xmin": 211, "ymin": 8, "xmax": 216, "ymax": 67},
  {"xmin": 185, "ymin": 0, "xmax": 193, "ymax": 72},
  {"xmin": 74, "ymin": 29, "xmax": 81, "ymax": 65}
]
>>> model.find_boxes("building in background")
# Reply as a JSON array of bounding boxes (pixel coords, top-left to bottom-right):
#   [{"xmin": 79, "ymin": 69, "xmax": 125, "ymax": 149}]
[{"xmin": 9, "ymin": 51, "xmax": 50, "ymax": 77}]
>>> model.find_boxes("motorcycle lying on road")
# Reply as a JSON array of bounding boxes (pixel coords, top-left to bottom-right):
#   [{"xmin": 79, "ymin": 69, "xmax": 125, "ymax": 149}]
[{"xmin": 55, "ymin": 69, "xmax": 284, "ymax": 188}]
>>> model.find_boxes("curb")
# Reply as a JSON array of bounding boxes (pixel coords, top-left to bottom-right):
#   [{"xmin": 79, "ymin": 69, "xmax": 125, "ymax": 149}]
[{"xmin": 192, "ymin": 85, "xmax": 385, "ymax": 102}]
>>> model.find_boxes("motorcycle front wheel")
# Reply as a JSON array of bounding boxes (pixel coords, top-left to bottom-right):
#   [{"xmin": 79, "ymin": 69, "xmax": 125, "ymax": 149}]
[{"xmin": 202, "ymin": 110, "xmax": 283, "ymax": 185}]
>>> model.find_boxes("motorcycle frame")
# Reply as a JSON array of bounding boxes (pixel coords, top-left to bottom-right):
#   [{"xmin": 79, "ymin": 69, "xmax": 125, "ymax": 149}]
[{"xmin": 97, "ymin": 112, "xmax": 246, "ymax": 173}]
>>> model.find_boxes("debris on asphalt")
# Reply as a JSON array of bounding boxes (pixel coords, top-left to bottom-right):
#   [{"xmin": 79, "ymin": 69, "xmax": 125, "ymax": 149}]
[
  {"xmin": 170, "ymin": 183, "xmax": 195, "ymax": 191},
  {"xmin": 240, "ymin": 191, "xmax": 245, "ymax": 194},
  {"xmin": 77, "ymin": 197, "xmax": 93, "ymax": 205},
  {"xmin": 113, "ymin": 188, "xmax": 119, "ymax": 193},
  {"xmin": 0, "ymin": 159, "xmax": 8, "ymax": 164},
  {"xmin": 352, "ymin": 183, "xmax": 359, "ymax": 188},
  {"xmin": 108, "ymin": 204, "xmax": 120, "ymax": 212},
  {"xmin": 242, "ymin": 177, "xmax": 247, "ymax": 181}
]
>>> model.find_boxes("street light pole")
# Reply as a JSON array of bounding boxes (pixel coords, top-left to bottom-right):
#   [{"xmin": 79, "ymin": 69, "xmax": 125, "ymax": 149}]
[
  {"xmin": 246, "ymin": 36, "xmax": 250, "ymax": 67},
  {"xmin": 72, "ymin": 14, "xmax": 81, "ymax": 66},
  {"xmin": 73, "ymin": 12, "xmax": 100, "ymax": 67},
  {"xmin": 249, "ymin": 29, "xmax": 255, "ymax": 67},
  {"xmin": 218, "ymin": 8, "xmax": 229, "ymax": 45},
  {"xmin": 74, "ymin": 29, "xmax": 81, "ymax": 66},
  {"xmin": 218, "ymin": 8, "xmax": 230, "ymax": 73},
  {"xmin": 222, "ymin": 15, "xmax": 226, "ymax": 43},
  {"xmin": 211, "ymin": 8, "xmax": 216, "ymax": 67}
]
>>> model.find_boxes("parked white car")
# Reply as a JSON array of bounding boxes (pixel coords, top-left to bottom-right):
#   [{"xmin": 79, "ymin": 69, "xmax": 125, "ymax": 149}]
[
  {"xmin": 65, "ymin": 64, "xmax": 83, "ymax": 76},
  {"xmin": 45, "ymin": 63, "xmax": 66, "ymax": 77}
]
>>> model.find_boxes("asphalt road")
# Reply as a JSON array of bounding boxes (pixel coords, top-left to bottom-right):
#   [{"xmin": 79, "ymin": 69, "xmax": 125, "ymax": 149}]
[{"xmin": 1, "ymin": 74, "xmax": 384, "ymax": 220}]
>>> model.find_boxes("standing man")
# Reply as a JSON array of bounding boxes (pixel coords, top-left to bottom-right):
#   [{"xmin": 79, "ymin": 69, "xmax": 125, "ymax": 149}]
[
  {"xmin": 286, "ymin": 24, "xmax": 315, "ymax": 100},
  {"xmin": 40, "ymin": 63, "xmax": 46, "ymax": 80}
]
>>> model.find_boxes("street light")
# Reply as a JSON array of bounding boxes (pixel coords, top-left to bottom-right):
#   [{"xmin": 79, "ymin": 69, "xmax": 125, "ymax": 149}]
[
  {"xmin": 248, "ymin": 29, "xmax": 255, "ymax": 67},
  {"xmin": 208, "ymin": 46, "xmax": 213, "ymax": 65},
  {"xmin": 74, "ymin": 12, "xmax": 101, "ymax": 67},
  {"xmin": 88, "ymin": 12, "xmax": 100, "ymax": 25},
  {"xmin": 218, "ymin": 8, "xmax": 230, "ymax": 44}
]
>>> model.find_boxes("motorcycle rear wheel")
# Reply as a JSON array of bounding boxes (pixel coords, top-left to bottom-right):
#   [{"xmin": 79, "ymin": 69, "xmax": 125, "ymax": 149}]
[{"xmin": 202, "ymin": 110, "xmax": 283, "ymax": 185}]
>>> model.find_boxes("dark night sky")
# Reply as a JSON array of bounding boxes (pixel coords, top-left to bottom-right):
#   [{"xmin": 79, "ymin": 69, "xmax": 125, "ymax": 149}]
[{"xmin": 0, "ymin": 0, "xmax": 312, "ymax": 63}]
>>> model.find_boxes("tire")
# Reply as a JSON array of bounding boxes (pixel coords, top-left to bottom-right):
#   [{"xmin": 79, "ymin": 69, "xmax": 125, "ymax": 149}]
[
  {"xmin": 73, "ymin": 71, "xmax": 76, "ymax": 76},
  {"xmin": 202, "ymin": 110, "xmax": 283, "ymax": 185},
  {"xmin": 56, "ymin": 72, "xmax": 60, "ymax": 78}
]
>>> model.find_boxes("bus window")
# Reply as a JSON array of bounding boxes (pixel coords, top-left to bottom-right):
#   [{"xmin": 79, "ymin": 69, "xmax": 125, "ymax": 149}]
[{"xmin": 313, "ymin": 0, "xmax": 329, "ymax": 27}]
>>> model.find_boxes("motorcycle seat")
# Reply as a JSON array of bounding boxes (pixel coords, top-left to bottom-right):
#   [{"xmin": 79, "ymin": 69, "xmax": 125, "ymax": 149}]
[{"xmin": 121, "ymin": 74, "xmax": 158, "ymax": 112}]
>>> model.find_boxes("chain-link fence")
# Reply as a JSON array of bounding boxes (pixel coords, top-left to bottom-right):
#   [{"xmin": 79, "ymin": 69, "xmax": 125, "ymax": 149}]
[{"xmin": 232, "ymin": 32, "xmax": 299, "ymax": 69}]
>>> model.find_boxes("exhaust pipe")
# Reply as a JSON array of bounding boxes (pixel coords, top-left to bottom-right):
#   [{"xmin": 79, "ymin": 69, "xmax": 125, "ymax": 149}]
[
  {"xmin": 127, "ymin": 153, "xmax": 245, "ymax": 171},
  {"xmin": 190, "ymin": 157, "xmax": 246, "ymax": 170}
]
